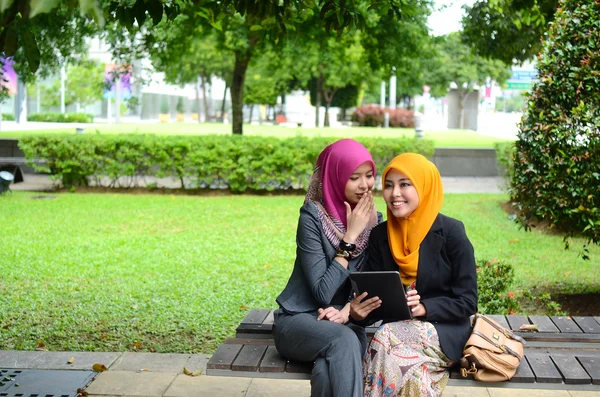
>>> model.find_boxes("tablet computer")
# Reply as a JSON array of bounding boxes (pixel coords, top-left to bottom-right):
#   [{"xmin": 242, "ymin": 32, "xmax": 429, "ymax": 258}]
[{"xmin": 349, "ymin": 271, "xmax": 412, "ymax": 323}]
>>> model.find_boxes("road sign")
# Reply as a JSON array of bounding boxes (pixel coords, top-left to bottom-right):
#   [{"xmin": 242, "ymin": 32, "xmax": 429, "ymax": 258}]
[{"xmin": 504, "ymin": 81, "xmax": 533, "ymax": 91}]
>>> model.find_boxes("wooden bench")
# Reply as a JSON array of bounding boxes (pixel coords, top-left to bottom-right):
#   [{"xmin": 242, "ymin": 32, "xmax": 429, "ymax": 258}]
[{"xmin": 206, "ymin": 309, "xmax": 600, "ymax": 390}]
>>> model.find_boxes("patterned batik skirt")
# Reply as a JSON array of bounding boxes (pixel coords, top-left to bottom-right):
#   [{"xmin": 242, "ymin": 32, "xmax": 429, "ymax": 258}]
[{"xmin": 363, "ymin": 320, "xmax": 452, "ymax": 397}]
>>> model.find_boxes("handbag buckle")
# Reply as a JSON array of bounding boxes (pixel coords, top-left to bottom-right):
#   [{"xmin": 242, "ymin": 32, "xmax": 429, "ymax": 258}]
[{"xmin": 460, "ymin": 362, "xmax": 478, "ymax": 377}]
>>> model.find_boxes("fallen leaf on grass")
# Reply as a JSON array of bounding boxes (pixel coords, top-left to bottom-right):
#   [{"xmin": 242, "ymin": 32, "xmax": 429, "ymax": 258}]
[
  {"xmin": 183, "ymin": 367, "xmax": 202, "ymax": 377},
  {"xmin": 67, "ymin": 357, "xmax": 76, "ymax": 364},
  {"xmin": 92, "ymin": 363, "xmax": 108, "ymax": 372},
  {"xmin": 35, "ymin": 341, "xmax": 48, "ymax": 351},
  {"xmin": 520, "ymin": 324, "xmax": 539, "ymax": 332}
]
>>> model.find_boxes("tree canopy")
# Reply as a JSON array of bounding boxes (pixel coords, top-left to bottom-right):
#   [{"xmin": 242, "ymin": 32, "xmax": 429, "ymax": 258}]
[{"xmin": 461, "ymin": 0, "xmax": 559, "ymax": 64}]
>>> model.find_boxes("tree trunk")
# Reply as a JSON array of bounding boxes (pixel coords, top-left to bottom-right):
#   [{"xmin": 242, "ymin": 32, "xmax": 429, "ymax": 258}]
[
  {"xmin": 315, "ymin": 73, "xmax": 324, "ymax": 128},
  {"xmin": 195, "ymin": 76, "xmax": 202, "ymax": 123},
  {"xmin": 231, "ymin": 51, "xmax": 251, "ymax": 135},
  {"xmin": 458, "ymin": 89, "xmax": 469, "ymax": 129},
  {"xmin": 200, "ymin": 74, "xmax": 210, "ymax": 122},
  {"xmin": 220, "ymin": 83, "xmax": 228, "ymax": 122},
  {"xmin": 322, "ymin": 86, "xmax": 338, "ymax": 128}
]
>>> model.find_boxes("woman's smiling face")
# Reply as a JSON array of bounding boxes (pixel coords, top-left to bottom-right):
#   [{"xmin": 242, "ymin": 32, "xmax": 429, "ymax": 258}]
[{"xmin": 383, "ymin": 169, "xmax": 419, "ymax": 219}]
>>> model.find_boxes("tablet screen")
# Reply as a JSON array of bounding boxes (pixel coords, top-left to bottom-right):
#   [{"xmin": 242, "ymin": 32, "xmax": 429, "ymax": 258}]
[{"xmin": 349, "ymin": 271, "xmax": 412, "ymax": 322}]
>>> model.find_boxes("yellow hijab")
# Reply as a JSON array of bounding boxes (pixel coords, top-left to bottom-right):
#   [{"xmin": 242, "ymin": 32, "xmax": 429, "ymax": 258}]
[{"xmin": 383, "ymin": 153, "xmax": 444, "ymax": 285}]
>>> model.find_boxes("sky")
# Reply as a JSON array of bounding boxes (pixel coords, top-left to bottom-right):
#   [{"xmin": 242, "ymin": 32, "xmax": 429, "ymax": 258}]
[{"xmin": 428, "ymin": 0, "xmax": 476, "ymax": 36}]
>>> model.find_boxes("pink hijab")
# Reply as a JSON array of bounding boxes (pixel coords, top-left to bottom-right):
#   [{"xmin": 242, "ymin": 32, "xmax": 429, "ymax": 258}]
[
  {"xmin": 315, "ymin": 139, "xmax": 376, "ymax": 227},
  {"xmin": 305, "ymin": 139, "xmax": 378, "ymax": 257}
]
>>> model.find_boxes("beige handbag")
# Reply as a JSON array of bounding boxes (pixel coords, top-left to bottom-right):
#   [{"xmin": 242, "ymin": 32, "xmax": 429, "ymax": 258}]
[{"xmin": 460, "ymin": 314, "xmax": 526, "ymax": 381}]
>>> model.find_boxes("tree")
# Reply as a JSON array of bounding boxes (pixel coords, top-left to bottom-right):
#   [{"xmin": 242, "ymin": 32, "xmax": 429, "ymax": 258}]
[
  {"xmin": 423, "ymin": 32, "xmax": 511, "ymax": 128},
  {"xmin": 150, "ymin": 26, "xmax": 234, "ymax": 122},
  {"xmin": 66, "ymin": 58, "xmax": 106, "ymax": 111},
  {"xmin": 461, "ymin": 0, "xmax": 559, "ymax": 64},
  {"xmin": 510, "ymin": 0, "xmax": 600, "ymax": 255}
]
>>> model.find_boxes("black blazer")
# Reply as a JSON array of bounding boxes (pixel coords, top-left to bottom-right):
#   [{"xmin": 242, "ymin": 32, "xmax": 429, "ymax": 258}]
[{"xmin": 365, "ymin": 213, "xmax": 478, "ymax": 362}]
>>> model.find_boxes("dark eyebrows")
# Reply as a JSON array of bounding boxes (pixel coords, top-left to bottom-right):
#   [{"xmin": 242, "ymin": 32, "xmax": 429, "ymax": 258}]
[{"xmin": 384, "ymin": 177, "xmax": 411, "ymax": 184}]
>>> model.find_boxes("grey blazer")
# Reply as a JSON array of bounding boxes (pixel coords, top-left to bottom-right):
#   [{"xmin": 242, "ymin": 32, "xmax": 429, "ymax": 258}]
[
  {"xmin": 276, "ymin": 201, "xmax": 370, "ymax": 314},
  {"xmin": 365, "ymin": 213, "xmax": 478, "ymax": 362}
]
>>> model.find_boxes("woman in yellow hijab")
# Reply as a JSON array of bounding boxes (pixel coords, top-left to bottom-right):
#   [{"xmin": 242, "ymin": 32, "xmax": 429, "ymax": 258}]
[{"xmin": 354, "ymin": 153, "xmax": 478, "ymax": 397}]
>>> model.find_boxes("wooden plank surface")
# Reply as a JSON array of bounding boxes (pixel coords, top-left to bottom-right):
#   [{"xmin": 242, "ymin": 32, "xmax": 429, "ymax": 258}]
[
  {"xmin": 572, "ymin": 317, "xmax": 600, "ymax": 333},
  {"xmin": 551, "ymin": 316, "xmax": 583, "ymax": 333},
  {"xmin": 242, "ymin": 309, "xmax": 271, "ymax": 324},
  {"xmin": 507, "ymin": 315, "xmax": 530, "ymax": 331},
  {"xmin": 551, "ymin": 354, "xmax": 591, "ymax": 384},
  {"xmin": 487, "ymin": 315, "xmax": 510, "ymax": 330},
  {"xmin": 263, "ymin": 310, "xmax": 275, "ymax": 325},
  {"xmin": 231, "ymin": 345, "xmax": 268, "ymax": 372},
  {"xmin": 577, "ymin": 356, "xmax": 600, "ymax": 385},
  {"xmin": 528, "ymin": 316, "xmax": 560, "ymax": 333},
  {"xmin": 511, "ymin": 357, "xmax": 535, "ymax": 383},
  {"xmin": 259, "ymin": 346, "xmax": 287, "ymax": 373},
  {"xmin": 206, "ymin": 344, "xmax": 243, "ymax": 370},
  {"xmin": 224, "ymin": 338, "xmax": 276, "ymax": 346},
  {"xmin": 526, "ymin": 352, "xmax": 563, "ymax": 383}
]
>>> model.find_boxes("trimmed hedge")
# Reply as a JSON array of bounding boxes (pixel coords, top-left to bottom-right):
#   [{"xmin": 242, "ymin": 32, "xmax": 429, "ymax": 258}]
[
  {"xmin": 511, "ymin": 0, "xmax": 600, "ymax": 253},
  {"xmin": 27, "ymin": 112, "xmax": 94, "ymax": 123},
  {"xmin": 2, "ymin": 113, "xmax": 15, "ymax": 121},
  {"xmin": 19, "ymin": 134, "xmax": 435, "ymax": 192}
]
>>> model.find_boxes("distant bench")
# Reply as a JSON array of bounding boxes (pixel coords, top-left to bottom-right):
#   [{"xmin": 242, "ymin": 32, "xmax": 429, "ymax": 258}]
[{"xmin": 206, "ymin": 309, "xmax": 600, "ymax": 390}]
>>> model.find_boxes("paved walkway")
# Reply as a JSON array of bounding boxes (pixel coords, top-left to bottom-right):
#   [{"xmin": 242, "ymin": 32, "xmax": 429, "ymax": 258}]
[
  {"xmin": 1, "ymin": 350, "xmax": 599, "ymax": 396},
  {"xmin": 9, "ymin": 173, "xmax": 507, "ymax": 194}
]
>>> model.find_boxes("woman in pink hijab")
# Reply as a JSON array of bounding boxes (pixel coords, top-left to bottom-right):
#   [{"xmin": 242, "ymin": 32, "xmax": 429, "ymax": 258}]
[{"xmin": 274, "ymin": 139, "xmax": 382, "ymax": 397}]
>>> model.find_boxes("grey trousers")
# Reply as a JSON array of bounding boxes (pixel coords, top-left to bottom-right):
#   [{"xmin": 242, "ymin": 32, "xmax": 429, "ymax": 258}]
[{"xmin": 273, "ymin": 309, "xmax": 367, "ymax": 397}]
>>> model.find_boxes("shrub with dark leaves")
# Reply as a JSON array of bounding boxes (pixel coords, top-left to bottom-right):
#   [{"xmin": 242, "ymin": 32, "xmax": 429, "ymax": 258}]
[{"xmin": 511, "ymin": 0, "xmax": 599, "ymax": 256}]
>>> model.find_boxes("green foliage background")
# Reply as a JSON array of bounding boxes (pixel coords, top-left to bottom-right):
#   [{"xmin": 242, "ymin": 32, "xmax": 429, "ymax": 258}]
[{"xmin": 511, "ymin": 0, "xmax": 600, "ymax": 251}]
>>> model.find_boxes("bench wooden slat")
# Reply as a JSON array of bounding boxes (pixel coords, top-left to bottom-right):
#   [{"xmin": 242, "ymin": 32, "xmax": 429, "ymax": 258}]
[
  {"xmin": 259, "ymin": 346, "xmax": 287, "ymax": 373},
  {"xmin": 243, "ymin": 309, "xmax": 271, "ymax": 324},
  {"xmin": 486, "ymin": 315, "xmax": 510, "ymax": 329},
  {"xmin": 577, "ymin": 356, "xmax": 600, "ymax": 385},
  {"xmin": 511, "ymin": 357, "xmax": 535, "ymax": 383},
  {"xmin": 526, "ymin": 352, "xmax": 563, "ymax": 383},
  {"xmin": 551, "ymin": 316, "xmax": 583, "ymax": 333},
  {"xmin": 506, "ymin": 315, "xmax": 530, "ymax": 331},
  {"xmin": 207, "ymin": 344, "xmax": 243, "ymax": 370},
  {"xmin": 551, "ymin": 354, "xmax": 591, "ymax": 384},
  {"xmin": 224, "ymin": 338, "xmax": 276, "ymax": 346},
  {"xmin": 572, "ymin": 316, "xmax": 600, "ymax": 333},
  {"xmin": 286, "ymin": 360, "xmax": 312, "ymax": 374},
  {"xmin": 527, "ymin": 315, "xmax": 560, "ymax": 333},
  {"xmin": 263, "ymin": 310, "xmax": 275, "ymax": 325},
  {"xmin": 231, "ymin": 345, "xmax": 268, "ymax": 372}
]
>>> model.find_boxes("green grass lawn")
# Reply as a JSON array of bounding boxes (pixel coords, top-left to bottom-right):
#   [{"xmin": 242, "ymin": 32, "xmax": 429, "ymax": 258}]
[
  {"xmin": 0, "ymin": 122, "xmax": 513, "ymax": 148},
  {"xmin": 1, "ymin": 192, "xmax": 596, "ymax": 354}
]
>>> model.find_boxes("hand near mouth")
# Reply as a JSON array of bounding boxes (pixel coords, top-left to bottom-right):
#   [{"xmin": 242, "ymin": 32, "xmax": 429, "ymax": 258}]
[{"xmin": 344, "ymin": 190, "xmax": 375, "ymax": 242}]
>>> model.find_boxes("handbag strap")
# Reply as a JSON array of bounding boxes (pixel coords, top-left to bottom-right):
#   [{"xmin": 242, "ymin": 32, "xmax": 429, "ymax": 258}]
[
  {"xmin": 477, "ymin": 314, "xmax": 526, "ymax": 345},
  {"xmin": 471, "ymin": 330, "xmax": 523, "ymax": 359}
]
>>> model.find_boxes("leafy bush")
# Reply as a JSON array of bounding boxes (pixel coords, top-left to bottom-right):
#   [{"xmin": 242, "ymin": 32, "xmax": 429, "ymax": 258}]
[
  {"xmin": 27, "ymin": 113, "xmax": 94, "ymax": 123},
  {"xmin": 18, "ymin": 135, "xmax": 435, "ymax": 192},
  {"xmin": 494, "ymin": 141, "xmax": 515, "ymax": 182},
  {"xmin": 2, "ymin": 113, "xmax": 15, "ymax": 121},
  {"xmin": 510, "ymin": 0, "xmax": 600, "ymax": 253},
  {"xmin": 476, "ymin": 259, "xmax": 519, "ymax": 315},
  {"xmin": 352, "ymin": 106, "xmax": 415, "ymax": 128}
]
